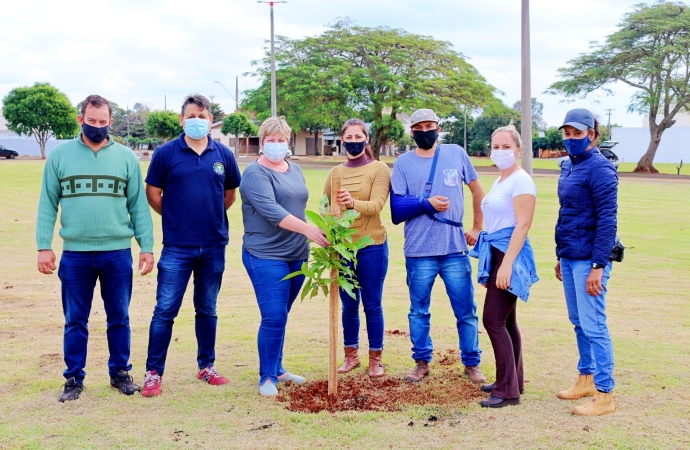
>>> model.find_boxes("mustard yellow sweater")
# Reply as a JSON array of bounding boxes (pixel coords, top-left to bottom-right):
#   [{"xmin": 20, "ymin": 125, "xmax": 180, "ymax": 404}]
[{"xmin": 323, "ymin": 161, "xmax": 391, "ymax": 245}]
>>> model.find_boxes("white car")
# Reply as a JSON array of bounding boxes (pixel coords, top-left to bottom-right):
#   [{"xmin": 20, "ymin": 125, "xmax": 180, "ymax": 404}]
[{"xmin": 558, "ymin": 141, "xmax": 620, "ymax": 170}]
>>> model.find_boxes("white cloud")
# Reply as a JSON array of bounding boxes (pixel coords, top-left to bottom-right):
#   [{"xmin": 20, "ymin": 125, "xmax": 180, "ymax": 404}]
[{"xmin": 0, "ymin": 0, "xmax": 649, "ymax": 126}]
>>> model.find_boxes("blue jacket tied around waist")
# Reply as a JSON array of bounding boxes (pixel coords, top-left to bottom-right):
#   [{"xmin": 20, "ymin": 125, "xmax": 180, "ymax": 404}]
[
  {"xmin": 469, "ymin": 227, "xmax": 539, "ymax": 302},
  {"xmin": 556, "ymin": 149, "xmax": 618, "ymax": 266}
]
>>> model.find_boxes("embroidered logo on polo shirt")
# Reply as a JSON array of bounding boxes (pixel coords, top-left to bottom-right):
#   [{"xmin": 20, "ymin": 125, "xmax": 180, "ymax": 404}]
[{"xmin": 213, "ymin": 162, "xmax": 225, "ymax": 175}]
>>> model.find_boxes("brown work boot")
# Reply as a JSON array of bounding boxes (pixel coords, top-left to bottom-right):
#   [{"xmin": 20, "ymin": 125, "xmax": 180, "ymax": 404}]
[
  {"xmin": 337, "ymin": 347, "xmax": 361, "ymax": 374},
  {"xmin": 572, "ymin": 391, "xmax": 615, "ymax": 416},
  {"xmin": 464, "ymin": 365, "xmax": 487, "ymax": 384},
  {"xmin": 368, "ymin": 350, "xmax": 384, "ymax": 378},
  {"xmin": 405, "ymin": 360, "xmax": 429, "ymax": 382},
  {"xmin": 557, "ymin": 374, "xmax": 596, "ymax": 400}
]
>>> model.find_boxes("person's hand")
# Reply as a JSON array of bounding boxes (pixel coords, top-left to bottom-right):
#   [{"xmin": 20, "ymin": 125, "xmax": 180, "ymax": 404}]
[
  {"xmin": 554, "ymin": 261, "xmax": 562, "ymax": 282},
  {"xmin": 587, "ymin": 268, "xmax": 604, "ymax": 296},
  {"xmin": 496, "ymin": 263, "xmax": 512, "ymax": 290},
  {"xmin": 139, "ymin": 253, "xmax": 155, "ymax": 276},
  {"xmin": 305, "ymin": 224, "xmax": 330, "ymax": 247},
  {"xmin": 464, "ymin": 228, "xmax": 481, "ymax": 246},
  {"xmin": 37, "ymin": 250, "xmax": 57, "ymax": 274},
  {"xmin": 336, "ymin": 189, "xmax": 354, "ymax": 209},
  {"xmin": 428, "ymin": 196, "xmax": 450, "ymax": 212}
]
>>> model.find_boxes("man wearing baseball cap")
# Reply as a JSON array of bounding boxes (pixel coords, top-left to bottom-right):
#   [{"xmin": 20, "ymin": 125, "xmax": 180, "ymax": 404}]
[{"xmin": 390, "ymin": 108, "xmax": 487, "ymax": 384}]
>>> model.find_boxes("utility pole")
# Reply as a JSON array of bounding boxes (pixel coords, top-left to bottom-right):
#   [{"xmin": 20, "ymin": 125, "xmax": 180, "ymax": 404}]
[
  {"xmin": 605, "ymin": 108, "xmax": 615, "ymax": 140},
  {"xmin": 235, "ymin": 76, "xmax": 239, "ymax": 112},
  {"xmin": 164, "ymin": 95, "xmax": 166, "ymax": 111},
  {"xmin": 463, "ymin": 108, "xmax": 468, "ymax": 151},
  {"xmin": 215, "ymin": 81, "xmax": 238, "ymax": 112},
  {"xmin": 521, "ymin": 0, "xmax": 533, "ymax": 176},
  {"xmin": 259, "ymin": 1, "xmax": 286, "ymax": 117}
]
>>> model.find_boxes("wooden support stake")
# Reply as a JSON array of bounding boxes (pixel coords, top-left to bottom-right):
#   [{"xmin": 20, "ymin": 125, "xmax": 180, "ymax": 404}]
[{"xmin": 328, "ymin": 172, "xmax": 341, "ymax": 397}]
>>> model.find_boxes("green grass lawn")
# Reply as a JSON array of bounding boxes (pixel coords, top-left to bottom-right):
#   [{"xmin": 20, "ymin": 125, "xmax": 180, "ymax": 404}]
[{"xmin": 0, "ymin": 160, "xmax": 689, "ymax": 449}]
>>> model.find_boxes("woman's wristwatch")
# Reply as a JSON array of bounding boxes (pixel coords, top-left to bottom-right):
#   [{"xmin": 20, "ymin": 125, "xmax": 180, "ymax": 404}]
[{"xmin": 591, "ymin": 263, "xmax": 605, "ymax": 269}]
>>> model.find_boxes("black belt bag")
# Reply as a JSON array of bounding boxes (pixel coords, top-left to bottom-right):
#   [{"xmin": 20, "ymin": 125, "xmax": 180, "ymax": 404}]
[{"xmin": 610, "ymin": 236, "xmax": 625, "ymax": 262}]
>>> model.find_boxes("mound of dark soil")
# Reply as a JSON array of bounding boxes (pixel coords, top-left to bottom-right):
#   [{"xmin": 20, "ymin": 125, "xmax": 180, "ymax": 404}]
[{"xmin": 277, "ymin": 363, "xmax": 484, "ymax": 413}]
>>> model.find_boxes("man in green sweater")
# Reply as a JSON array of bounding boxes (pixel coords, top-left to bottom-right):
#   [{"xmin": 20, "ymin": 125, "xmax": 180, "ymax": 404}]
[{"xmin": 36, "ymin": 95, "xmax": 155, "ymax": 403}]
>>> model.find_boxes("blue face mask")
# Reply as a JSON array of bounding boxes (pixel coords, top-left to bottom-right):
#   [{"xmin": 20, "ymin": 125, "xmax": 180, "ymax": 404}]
[
  {"xmin": 343, "ymin": 140, "xmax": 366, "ymax": 157},
  {"xmin": 564, "ymin": 135, "xmax": 591, "ymax": 157},
  {"xmin": 184, "ymin": 118, "xmax": 209, "ymax": 140},
  {"xmin": 263, "ymin": 142, "xmax": 288, "ymax": 162}
]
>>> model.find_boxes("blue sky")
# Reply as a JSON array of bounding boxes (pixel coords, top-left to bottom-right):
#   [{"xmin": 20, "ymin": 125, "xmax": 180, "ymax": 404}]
[{"xmin": 0, "ymin": 0, "xmax": 650, "ymax": 127}]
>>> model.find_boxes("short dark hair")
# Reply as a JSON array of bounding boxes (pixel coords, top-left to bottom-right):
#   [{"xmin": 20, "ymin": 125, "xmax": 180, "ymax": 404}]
[
  {"xmin": 81, "ymin": 95, "xmax": 112, "ymax": 117},
  {"xmin": 181, "ymin": 94, "xmax": 211, "ymax": 116}
]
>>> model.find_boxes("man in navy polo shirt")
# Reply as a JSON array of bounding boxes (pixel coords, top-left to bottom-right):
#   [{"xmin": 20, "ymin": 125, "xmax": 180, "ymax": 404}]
[{"xmin": 141, "ymin": 94, "xmax": 241, "ymax": 397}]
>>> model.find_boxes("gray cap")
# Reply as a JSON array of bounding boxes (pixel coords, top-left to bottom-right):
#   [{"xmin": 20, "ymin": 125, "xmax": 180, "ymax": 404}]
[{"xmin": 410, "ymin": 109, "xmax": 439, "ymax": 126}]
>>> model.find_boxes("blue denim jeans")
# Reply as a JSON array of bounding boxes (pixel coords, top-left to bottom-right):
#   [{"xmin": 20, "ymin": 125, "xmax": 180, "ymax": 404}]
[
  {"xmin": 341, "ymin": 241, "xmax": 389, "ymax": 351},
  {"xmin": 405, "ymin": 252, "xmax": 481, "ymax": 366},
  {"xmin": 146, "ymin": 245, "xmax": 225, "ymax": 376},
  {"xmin": 242, "ymin": 248, "xmax": 306, "ymax": 385},
  {"xmin": 58, "ymin": 249, "xmax": 133, "ymax": 381},
  {"xmin": 560, "ymin": 258, "xmax": 615, "ymax": 392}
]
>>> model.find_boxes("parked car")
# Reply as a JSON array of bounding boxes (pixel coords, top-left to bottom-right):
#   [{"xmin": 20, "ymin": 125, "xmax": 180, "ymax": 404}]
[
  {"xmin": 0, "ymin": 144, "xmax": 19, "ymax": 159},
  {"xmin": 558, "ymin": 140, "xmax": 620, "ymax": 170},
  {"xmin": 258, "ymin": 149, "xmax": 293, "ymax": 159}
]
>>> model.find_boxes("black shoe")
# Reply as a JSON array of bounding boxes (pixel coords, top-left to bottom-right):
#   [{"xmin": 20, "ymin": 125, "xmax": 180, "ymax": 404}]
[
  {"xmin": 481, "ymin": 383, "xmax": 525, "ymax": 395},
  {"xmin": 59, "ymin": 377, "xmax": 85, "ymax": 403},
  {"xmin": 479, "ymin": 396, "xmax": 520, "ymax": 408},
  {"xmin": 110, "ymin": 371, "xmax": 141, "ymax": 395}
]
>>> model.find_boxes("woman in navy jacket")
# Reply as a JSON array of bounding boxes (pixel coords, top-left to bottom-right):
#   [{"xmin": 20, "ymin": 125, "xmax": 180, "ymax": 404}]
[{"xmin": 554, "ymin": 109, "xmax": 618, "ymax": 416}]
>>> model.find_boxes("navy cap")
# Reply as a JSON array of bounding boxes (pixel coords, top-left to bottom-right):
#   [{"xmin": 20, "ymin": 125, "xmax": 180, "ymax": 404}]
[{"xmin": 559, "ymin": 108, "xmax": 595, "ymax": 131}]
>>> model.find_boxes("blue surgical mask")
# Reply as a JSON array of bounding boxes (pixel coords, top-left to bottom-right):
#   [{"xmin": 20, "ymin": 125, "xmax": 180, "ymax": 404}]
[
  {"xmin": 184, "ymin": 118, "xmax": 209, "ymax": 140},
  {"xmin": 263, "ymin": 142, "xmax": 288, "ymax": 162},
  {"xmin": 564, "ymin": 135, "xmax": 591, "ymax": 157}
]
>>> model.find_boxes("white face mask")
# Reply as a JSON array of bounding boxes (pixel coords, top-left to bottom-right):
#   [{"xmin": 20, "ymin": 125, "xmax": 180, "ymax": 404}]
[{"xmin": 490, "ymin": 149, "xmax": 517, "ymax": 170}]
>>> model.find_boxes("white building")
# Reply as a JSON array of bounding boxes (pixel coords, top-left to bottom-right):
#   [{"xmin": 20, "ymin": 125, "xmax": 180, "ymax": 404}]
[{"xmin": 612, "ymin": 110, "xmax": 690, "ymax": 164}]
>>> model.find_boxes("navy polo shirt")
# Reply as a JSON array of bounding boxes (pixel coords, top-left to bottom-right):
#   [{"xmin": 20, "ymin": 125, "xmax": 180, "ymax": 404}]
[{"xmin": 146, "ymin": 133, "xmax": 241, "ymax": 247}]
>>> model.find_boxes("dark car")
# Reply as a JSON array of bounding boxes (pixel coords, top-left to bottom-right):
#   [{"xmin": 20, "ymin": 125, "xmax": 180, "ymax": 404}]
[
  {"xmin": 0, "ymin": 144, "xmax": 19, "ymax": 159},
  {"xmin": 558, "ymin": 140, "xmax": 620, "ymax": 169}
]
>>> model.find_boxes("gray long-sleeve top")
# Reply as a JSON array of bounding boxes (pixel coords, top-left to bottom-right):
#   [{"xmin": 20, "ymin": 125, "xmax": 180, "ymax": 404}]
[{"xmin": 239, "ymin": 161, "xmax": 310, "ymax": 261}]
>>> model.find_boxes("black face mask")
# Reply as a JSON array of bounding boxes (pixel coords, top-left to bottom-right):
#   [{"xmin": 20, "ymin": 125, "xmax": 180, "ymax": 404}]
[
  {"xmin": 82, "ymin": 123, "xmax": 110, "ymax": 144},
  {"xmin": 412, "ymin": 129, "xmax": 438, "ymax": 150},
  {"xmin": 343, "ymin": 140, "xmax": 366, "ymax": 157}
]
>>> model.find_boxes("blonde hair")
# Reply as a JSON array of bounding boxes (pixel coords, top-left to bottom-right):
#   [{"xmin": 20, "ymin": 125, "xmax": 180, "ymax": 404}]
[
  {"xmin": 491, "ymin": 124, "xmax": 522, "ymax": 149},
  {"xmin": 258, "ymin": 116, "xmax": 292, "ymax": 145}
]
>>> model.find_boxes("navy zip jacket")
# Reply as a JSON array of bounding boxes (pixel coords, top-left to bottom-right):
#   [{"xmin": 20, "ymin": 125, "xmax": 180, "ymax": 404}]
[{"xmin": 556, "ymin": 148, "xmax": 618, "ymax": 266}]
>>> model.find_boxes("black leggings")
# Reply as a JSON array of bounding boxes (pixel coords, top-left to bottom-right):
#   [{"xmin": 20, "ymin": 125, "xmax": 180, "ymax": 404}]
[{"xmin": 482, "ymin": 246, "xmax": 523, "ymax": 399}]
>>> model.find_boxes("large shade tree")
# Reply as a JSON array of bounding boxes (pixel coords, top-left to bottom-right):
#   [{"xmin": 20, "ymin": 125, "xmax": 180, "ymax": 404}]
[
  {"xmin": 146, "ymin": 110, "xmax": 183, "ymax": 142},
  {"xmin": 221, "ymin": 112, "xmax": 258, "ymax": 154},
  {"xmin": 243, "ymin": 19, "xmax": 497, "ymax": 159},
  {"xmin": 2, "ymin": 82, "xmax": 79, "ymax": 159},
  {"xmin": 547, "ymin": 1, "xmax": 690, "ymax": 173}
]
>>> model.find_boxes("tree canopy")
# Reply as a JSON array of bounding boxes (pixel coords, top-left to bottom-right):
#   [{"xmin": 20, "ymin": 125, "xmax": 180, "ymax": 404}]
[
  {"xmin": 243, "ymin": 19, "xmax": 497, "ymax": 158},
  {"xmin": 146, "ymin": 110, "xmax": 183, "ymax": 141},
  {"xmin": 2, "ymin": 82, "xmax": 79, "ymax": 159},
  {"xmin": 547, "ymin": 1, "xmax": 690, "ymax": 173},
  {"xmin": 222, "ymin": 112, "xmax": 258, "ymax": 154}
]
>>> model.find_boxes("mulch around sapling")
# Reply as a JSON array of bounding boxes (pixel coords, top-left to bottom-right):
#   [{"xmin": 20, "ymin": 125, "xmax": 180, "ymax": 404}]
[{"xmin": 277, "ymin": 350, "xmax": 484, "ymax": 413}]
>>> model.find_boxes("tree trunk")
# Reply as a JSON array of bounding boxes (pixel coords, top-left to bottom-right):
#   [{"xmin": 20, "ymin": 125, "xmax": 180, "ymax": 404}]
[
  {"xmin": 634, "ymin": 121, "xmax": 663, "ymax": 173},
  {"xmin": 315, "ymin": 129, "xmax": 320, "ymax": 156},
  {"xmin": 37, "ymin": 135, "xmax": 47, "ymax": 160}
]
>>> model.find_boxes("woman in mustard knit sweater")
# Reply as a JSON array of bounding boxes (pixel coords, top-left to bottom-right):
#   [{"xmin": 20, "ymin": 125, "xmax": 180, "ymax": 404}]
[{"xmin": 323, "ymin": 118, "xmax": 391, "ymax": 378}]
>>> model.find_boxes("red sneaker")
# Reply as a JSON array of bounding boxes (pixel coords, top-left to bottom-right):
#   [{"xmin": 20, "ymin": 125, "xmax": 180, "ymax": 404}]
[
  {"xmin": 141, "ymin": 371, "xmax": 162, "ymax": 397},
  {"xmin": 198, "ymin": 366, "xmax": 229, "ymax": 386}
]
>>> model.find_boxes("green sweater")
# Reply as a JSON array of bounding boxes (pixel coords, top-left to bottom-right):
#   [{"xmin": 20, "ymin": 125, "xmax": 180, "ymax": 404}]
[{"xmin": 36, "ymin": 135, "xmax": 154, "ymax": 253}]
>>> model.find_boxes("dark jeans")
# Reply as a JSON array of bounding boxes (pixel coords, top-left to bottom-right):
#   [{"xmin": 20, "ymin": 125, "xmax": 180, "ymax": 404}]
[
  {"xmin": 242, "ymin": 248, "xmax": 306, "ymax": 385},
  {"xmin": 482, "ymin": 246, "xmax": 522, "ymax": 399},
  {"xmin": 146, "ymin": 245, "xmax": 225, "ymax": 376},
  {"xmin": 58, "ymin": 249, "xmax": 134, "ymax": 381},
  {"xmin": 341, "ymin": 240, "xmax": 389, "ymax": 351},
  {"xmin": 405, "ymin": 252, "xmax": 481, "ymax": 366}
]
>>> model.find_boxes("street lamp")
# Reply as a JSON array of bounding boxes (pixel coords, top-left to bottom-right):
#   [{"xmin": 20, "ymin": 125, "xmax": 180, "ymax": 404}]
[
  {"xmin": 214, "ymin": 80, "xmax": 239, "ymax": 112},
  {"xmin": 521, "ymin": 0, "xmax": 533, "ymax": 177},
  {"xmin": 258, "ymin": 1, "xmax": 286, "ymax": 117}
]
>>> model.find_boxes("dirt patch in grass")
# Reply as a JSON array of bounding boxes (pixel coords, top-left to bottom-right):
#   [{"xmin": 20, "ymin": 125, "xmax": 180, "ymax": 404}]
[
  {"xmin": 436, "ymin": 349, "xmax": 460, "ymax": 366},
  {"xmin": 278, "ymin": 366, "xmax": 484, "ymax": 413},
  {"xmin": 384, "ymin": 329, "xmax": 409, "ymax": 337}
]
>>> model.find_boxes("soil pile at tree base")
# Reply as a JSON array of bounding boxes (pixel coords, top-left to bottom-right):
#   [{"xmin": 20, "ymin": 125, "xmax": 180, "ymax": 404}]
[{"xmin": 278, "ymin": 358, "xmax": 484, "ymax": 413}]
